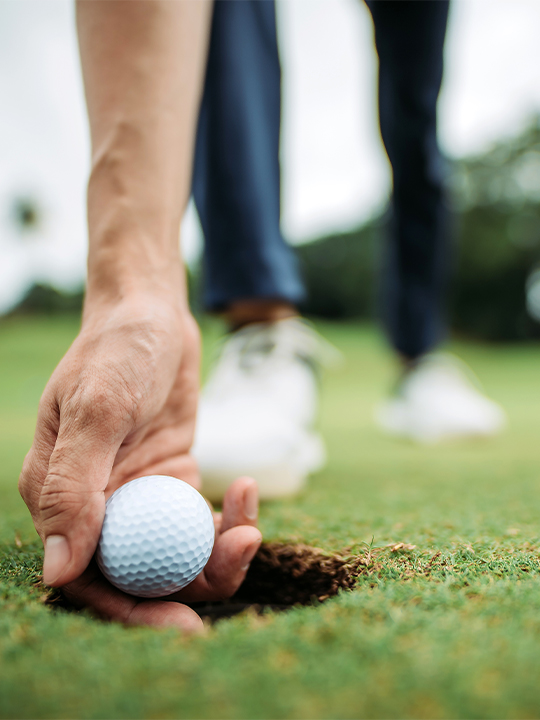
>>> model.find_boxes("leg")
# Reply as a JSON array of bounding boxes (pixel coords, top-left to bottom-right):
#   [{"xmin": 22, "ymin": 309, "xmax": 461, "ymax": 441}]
[
  {"xmin": 367, "ymin": 1, "xmax": 506, "ymax": 442},
  {"xmin": 192, "ymin": 0, "xmax": 305, "ymax": 319},
  {"xmin": 366, "ymin": 0, "xmax": 450, "ymax": 360},
  {"xmin": 191, "ymin": 1, "xmax": 325, "ymax": 500}
]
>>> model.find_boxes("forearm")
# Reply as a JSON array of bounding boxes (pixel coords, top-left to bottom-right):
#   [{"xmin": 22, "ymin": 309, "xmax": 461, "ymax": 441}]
[{"xmin": 76, "ymin": 0, "xmax": 212, "ymax": 312}]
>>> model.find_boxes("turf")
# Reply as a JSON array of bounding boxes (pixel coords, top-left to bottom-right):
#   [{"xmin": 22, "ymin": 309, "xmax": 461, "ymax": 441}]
[{"xmin": 1, "ymin": 315, "xmax": 540, "ymax": 719}]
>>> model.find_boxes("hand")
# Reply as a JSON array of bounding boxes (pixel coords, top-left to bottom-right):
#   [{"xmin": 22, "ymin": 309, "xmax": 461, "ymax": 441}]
[{"xmin": 19, "ymin": 295, "xmax": 261, "ymax": 630}]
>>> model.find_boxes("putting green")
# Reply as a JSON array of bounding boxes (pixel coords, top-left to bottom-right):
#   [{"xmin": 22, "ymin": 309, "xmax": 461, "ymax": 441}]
[{"xmin": 1, "ymin": 315, "xmax": 539, "ymax": 719}]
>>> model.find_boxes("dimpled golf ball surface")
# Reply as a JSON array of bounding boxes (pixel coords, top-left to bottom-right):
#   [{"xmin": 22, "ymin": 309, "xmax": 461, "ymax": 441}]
[{"xmin": 97, "ymin": 476, "xmax": 214, "ymax": 598}]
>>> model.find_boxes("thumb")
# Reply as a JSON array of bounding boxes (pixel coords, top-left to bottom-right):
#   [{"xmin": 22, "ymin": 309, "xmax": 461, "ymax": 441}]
[{"xmin": 38, "ymin": 410, "xmax": 121, "ymax": 587}]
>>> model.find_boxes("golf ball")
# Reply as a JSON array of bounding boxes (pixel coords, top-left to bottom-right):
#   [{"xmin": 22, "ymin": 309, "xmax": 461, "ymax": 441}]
[{"xmin": 97, "ymin": 475, "xmax": 214, "ymax": 598}]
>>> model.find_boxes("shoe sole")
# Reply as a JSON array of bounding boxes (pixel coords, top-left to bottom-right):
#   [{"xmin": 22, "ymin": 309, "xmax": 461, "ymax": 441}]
[{"xmin": 374, "ymin": 402, "xmax": 507, "ymax": 444}]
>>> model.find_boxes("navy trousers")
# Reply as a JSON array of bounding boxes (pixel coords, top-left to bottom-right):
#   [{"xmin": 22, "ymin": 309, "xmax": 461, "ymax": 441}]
[{"xmin": 193, "ymin": 0, "xmax": 450, "ymax": 359}]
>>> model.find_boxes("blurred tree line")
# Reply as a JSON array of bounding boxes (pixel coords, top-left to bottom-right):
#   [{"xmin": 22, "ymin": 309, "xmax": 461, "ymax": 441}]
[{"xmin": 11, "ymin": 117, "xmax": 540, "ymax": 342}]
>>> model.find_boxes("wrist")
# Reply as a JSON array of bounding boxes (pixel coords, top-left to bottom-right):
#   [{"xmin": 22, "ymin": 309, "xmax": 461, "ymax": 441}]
[
  {"xmin": 80, "ymin": 288, "xmax": 190, "ymax": 352},
  {"xmin": 87, "ymin": 239, "xmax": 184, "ymax": 298},
  {"xmin": 85, "ymin": 139, "xmax": 187, "ymax": 309},
  {"xmin": 83, "ymin": 255, "xmax": 187, "ymax": 326}
]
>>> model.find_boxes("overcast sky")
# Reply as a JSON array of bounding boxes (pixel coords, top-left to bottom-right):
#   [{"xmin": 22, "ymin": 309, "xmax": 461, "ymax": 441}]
[{"xmin": 1, "ymin": 0, "xmax": 540, "ymax": 312}]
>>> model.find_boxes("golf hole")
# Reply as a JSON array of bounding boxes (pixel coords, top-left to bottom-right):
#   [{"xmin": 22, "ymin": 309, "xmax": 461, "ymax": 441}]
[
  {"xmin": 46, "ymin": 542, "xmax": 382, "ymax": 622},
  {"xmin": 189, "ymin": 542, "xmax": 367, "ymax": 622}
]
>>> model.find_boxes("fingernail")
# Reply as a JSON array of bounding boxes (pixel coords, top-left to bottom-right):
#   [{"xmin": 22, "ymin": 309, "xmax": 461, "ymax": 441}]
[
  {"xmin": 243, "ymin": 481, "xmax": 258, "ymax": 521},
  {"xmin": 241, "ymin": 540, "xmax": 261, "ymax": 572},
  {"xmin": 43, "ymin": 535, "xmax": 71, "ymax": 585}
]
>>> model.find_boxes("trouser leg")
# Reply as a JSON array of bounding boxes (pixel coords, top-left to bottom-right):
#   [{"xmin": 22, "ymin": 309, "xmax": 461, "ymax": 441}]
[
  {"xmin": 366, "ymin": 0, "xmax": 450, "ymax": 359},
  {"xmin": 192, "ymin": 0, "xmax": 305, "ymax": 312}
]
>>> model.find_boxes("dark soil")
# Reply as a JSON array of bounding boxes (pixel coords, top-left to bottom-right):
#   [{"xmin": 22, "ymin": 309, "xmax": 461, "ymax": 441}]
[
  {"xmin": 191, "ymin": 542, "xmax": 368, "ymax": 621},
  {"xmin": 236, "ymin": 542, "xmax": 366, "ymax": 604}
]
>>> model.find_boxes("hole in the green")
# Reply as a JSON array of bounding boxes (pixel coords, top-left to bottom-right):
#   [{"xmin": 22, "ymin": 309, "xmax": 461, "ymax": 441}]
[{"xmin": 189, "ymin": 542, "xmax": 368, "ymax": 622}]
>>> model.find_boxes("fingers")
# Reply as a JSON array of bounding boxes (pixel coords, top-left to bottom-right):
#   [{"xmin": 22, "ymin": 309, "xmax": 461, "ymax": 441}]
[
  {"xmin": 172, "ymin": 477, "xmax": 261, "ymax": 602},
  {"xmin": 173, "ymin": 524, "xmax": 262, "ymax": 603},
  {"xmin": 37, "ymin": 398, "xmax": 123, "ymax": 587},
  {"xmin": 19, "ymin": 387, "xmax": 117, "ymax": 587},
  {"xmin": 109, "ymin": 422, "xmax": 202, "ymax": 496},
  {"xmin": 204, "ymin": 525, "xmax": 262, "ymax": 599},
  {"xmin": 107, "ymin": 451, "xmax": 201, "ymax": 498},
  {"xmin": 19, "ymin": 393, "xmax": 60, "ymax": 528},
  {"xmin": 213, "ymin": 512, "xmax": 222, "ymax": 535},
  {"xmin": 63, "ymin": 566, "xmax": 204, "ymax": 633},
  {"xmin": 127, "ymin": 601, "xmax": 204, "ymax": 631},
  {"xmin": 220, "ymin": 477, "xmax": 258, "ymax": 533},
  {"xmin": 20, "ymin": 305, "xmax": 201, "ymax": 595}
]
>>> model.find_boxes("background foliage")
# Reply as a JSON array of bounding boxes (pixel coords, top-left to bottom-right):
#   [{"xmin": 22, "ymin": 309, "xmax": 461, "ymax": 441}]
[{"xmin": 11, "ymin": 118, "xmax": 540, "ymax": 341}]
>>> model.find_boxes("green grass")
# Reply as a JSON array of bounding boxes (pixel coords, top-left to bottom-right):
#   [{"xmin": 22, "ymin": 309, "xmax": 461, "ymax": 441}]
[{"xmin": 1, "ymin": 315, "xmax": 540, "ymax": 719}]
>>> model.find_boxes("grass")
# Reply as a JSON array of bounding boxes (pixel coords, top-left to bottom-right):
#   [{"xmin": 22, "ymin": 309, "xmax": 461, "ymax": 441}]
[{"xmin": 1, "ymin": 314, "xmax": 540, "ymax": 719}]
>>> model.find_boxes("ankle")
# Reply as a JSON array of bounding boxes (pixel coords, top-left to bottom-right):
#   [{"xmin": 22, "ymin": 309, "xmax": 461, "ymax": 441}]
[
  {"xmin": 224, "ymin": 300, "xmax": 299, "ymax": 330},
  {"xmin": 399, "ymin": 353, "xmax": 425, "ymax": 373}
]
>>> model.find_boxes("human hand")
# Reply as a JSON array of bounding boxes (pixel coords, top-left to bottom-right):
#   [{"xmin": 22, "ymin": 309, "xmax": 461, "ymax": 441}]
[{"xmin": 19, "ymin": 295, "xmax": 261, "ymax": 630}]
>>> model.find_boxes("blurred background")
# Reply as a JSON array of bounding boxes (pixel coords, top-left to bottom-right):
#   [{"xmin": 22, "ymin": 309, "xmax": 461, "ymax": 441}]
[{"xmin": 2, "ymin": 0, "xmax": 540, "ymax": 341}]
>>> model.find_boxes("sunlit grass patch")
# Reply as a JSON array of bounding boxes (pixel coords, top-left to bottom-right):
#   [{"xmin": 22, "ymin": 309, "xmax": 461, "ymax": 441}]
[{"xmin": 1, "ymin": 316, "xmax": 540, "ymax": 719}]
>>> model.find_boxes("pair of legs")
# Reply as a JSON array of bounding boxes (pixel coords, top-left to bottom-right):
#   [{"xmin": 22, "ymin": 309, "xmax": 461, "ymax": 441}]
[
  {"xmin": 193, "ymin": 0, "xmax": 450, "ymax": 360},
  {"xmin": 190, "ymin": 1, "xmax": 505, "ymax": 499}
]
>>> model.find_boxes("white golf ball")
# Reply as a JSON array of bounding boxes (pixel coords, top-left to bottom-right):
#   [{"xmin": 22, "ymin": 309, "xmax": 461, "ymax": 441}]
[{"xmin": 97, "ymin": 475, "xmax": 214, "ymax": 598}]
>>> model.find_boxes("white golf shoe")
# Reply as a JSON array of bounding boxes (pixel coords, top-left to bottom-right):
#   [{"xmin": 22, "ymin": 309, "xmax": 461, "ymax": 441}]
[
  {"xmin": 375, "ymin": 352, "xmax": 507, "ymax": 443},
  {"xmin": 193, "ymin": 318, "xmax": 334, "ymax": 502}
]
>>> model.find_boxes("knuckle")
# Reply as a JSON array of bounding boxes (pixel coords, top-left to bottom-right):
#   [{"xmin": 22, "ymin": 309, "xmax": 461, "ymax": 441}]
[
  {"xmin": 63, "ymin": 379, "xmax": 132, "ymax": 437},
  {"xmin": 38, "ymin": 472, "xmax": 88, "ymax": 526}
]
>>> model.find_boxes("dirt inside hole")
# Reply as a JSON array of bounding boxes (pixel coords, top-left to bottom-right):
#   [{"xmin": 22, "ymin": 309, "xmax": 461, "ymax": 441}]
[{"xmin": 190, "ymin": 541, "xmax": 368, "ymax": 622}]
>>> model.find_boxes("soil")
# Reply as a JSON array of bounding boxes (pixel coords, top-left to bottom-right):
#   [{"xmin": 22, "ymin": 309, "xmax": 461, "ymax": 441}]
[
  {"xmin": 236, "ymin": 541, "xmax": 365, "ymax": 604},
  {"xmin": 191, "ymin": 541, "xmax": 368, "ymax": 621}
]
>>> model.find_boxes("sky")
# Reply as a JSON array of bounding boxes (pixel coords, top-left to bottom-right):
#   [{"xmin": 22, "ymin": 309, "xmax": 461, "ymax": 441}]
[{"xmin": 0, "ymin": 0, "xmax": 540, "ymax": 312}]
